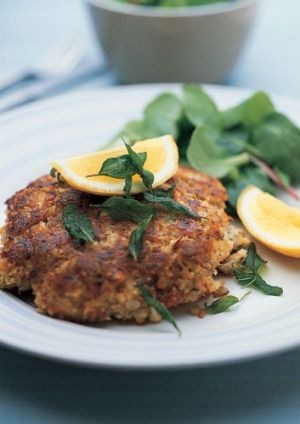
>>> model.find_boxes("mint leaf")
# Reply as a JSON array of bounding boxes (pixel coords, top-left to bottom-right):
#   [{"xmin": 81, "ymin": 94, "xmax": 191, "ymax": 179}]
[
  {"xmin": 234, "ymin": 243, "xmax": 283, "ymax": 296},
  {"xmin": 153, "ymin": 184, "xmax": 176, "ymax": 198},
  {"xmin": 144, "ymin": 191, "xmax": 200, "ymax": 218},
  {"xmin": 205, "ymin": 295, "xmax": 240, "ymax": 314},
  {"xmin": 100, "ymin": 197, "xmax": 155, "ymax": 223},
  {"xmin": 129, "ymin": 215, "xmax": 153, "ymax": 260},
  {"xmin": 206, "ymin": 291, "xmax": 251, "ymax": 314},
  {"xmin": 124, "ymin": 142, "xmax": 154, "ymax": 191},
  {"xmin": 62, "ymin": 204, "xmax": 95, "ymax": 243},
  {"xmin": 139, "ymin": 285, "xmax": 181, "ymax": 335}
]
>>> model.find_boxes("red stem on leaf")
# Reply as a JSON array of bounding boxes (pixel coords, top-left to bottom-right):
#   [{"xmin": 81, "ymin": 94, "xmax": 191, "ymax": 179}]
[{"xmin": 250, "ymin": 156, "xmax": 300, "ymax": 201}]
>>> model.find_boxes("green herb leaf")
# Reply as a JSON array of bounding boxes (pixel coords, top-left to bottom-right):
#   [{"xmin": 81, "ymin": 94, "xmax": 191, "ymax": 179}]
[
  {"xmin": 143, "ymin": 93, "xmax": 182, "ymax": 138},
  {"xmin": 129, "ymin": 215, "xmax": 153, "ymax": 260},
  {"xmin": 100, "ymin": 197, "xmax": 156, "ymax": 223},
  {"xmin": 98, "ymin": 153, "xmax": 146, "ymax": 179},
  {"xmin": 124, "ymin": 142, "xmax": 154, "ymax": 191},
  {"xmin": 62, "ymin": 204, "xmax": 95, "ymax": 243},
  {"xmin": 182, "ymin": 84, "xmax": 221, "ymax": 132},
  {"xmin": 244, "ymin": 243, "xmax": 267, "ymax": 271},
  {"xmin": 153, "ymin": 184, "xmax": 176, "ymax": 198},
  {"xmin": 139, "ymin": 285, "xmax": 181, "ymax": 335},
  {"xmin": 252, "ymin": 112, "xmax": 300, "ymax": 183},
  {"xmin": 86, "ymin": 151, "xmax": 147, "ymax": 196},
  {"xmin": 221, "ymin": 91, "xmax": 274, "ymax": 129},
  {"xmin": 205, "ymin": 295, "xmax": 240, "ymax": 314},
  {"xmin": 186, "ymin": 126, "xmax": 249, "ymax": 178},
  {"xmin": 206, "ymin": 291, "xmax": 251, "ymax": 314},
  {"xmin": 50, "ymin": 168, "xmax": 57, "ymax": 178},
  {"xmin": 226, "ymin": 166, "xmax": 277, "ymax": 210},
  {"xmin": 144, "ymin": 191, "xmax": 199, "ymax": 218},
  {"xmin": 234, "ymin": 243, "xmax": 283, "ymax": 296}
]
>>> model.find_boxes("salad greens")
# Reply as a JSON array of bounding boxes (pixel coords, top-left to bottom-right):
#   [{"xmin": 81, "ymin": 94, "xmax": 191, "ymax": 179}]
[
  {"xmin": 117, "ymin": 0, "xmax": 229, "ymax": 7},
  {"xmin": 113, "ymin": 84, "xmax": 300, "ymax": 210}
]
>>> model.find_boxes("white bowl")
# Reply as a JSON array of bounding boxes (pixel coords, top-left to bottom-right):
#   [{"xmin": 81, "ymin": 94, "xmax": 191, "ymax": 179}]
[{"xmin": 85, "ymin": 0, "xmax": 258, "ymax": 83}]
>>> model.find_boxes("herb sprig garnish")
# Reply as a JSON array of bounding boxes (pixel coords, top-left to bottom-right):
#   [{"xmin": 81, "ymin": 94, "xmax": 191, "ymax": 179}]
[
  {"xmin": 124, "ymin": 142, "xmax": 155, "ymax": 192},
  {"xmin": 62, "ymin": 204, "xmax": 95, "ymax": 243},
  {"xmin": 89, "ymin": 142, "xmax": 199, "ymax": 260},
  {"xmin": 86, "ymin": 141, "xmax": 154, "ymax": 196},
  {"xmin": 139, "ymin": 285, "xmax": 181, "ymax": 335},
  {"xmin": 100, "ymin": 197, "xmax": 156, "ymax": 223},
  {"xmin": 86, "ymin": 151, "xmax": 148, "ymax": 197},
  {"xmin": 144, "ymin": 191, "xmax": 200, "ymax": 218},
  {"xmin": 129, "ymin": 216, "xmax": 154, "ymax": 261},
  {"xmin": 234, "ymin": 243, "xmax": 283, "ymax": 296},
  {"xmin": 205, "ymin": 291, "xmax": 250, "ymax": 314}
]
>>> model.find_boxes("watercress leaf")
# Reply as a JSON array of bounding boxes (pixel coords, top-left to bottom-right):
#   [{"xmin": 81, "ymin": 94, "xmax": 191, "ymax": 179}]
[
  {"xmin": 139, "ymin": 285, "xmax": 181, "ymax": 335},
  {"xmin": 186, "ymin": 126, "xmax": 249, "ymax": 178},
  {"xmin": 252, "ymin": 112, "xmax": 300, "ymax": 183},
  {"xmin": 182, "ymin": 84, "xmax": 221, "ymax": 132},
  {"xmin": 129, "ymin": 215, "xmax": 153, "ymax": 260},
  {"xmin": 205, "ymin": 295, "xmax": 240, "ymax": 314},
  {"xmin": 243, "ymin": 92, "xmax": 274, "ymax": 128},
  {"xmin": 112, "ymin": 120, "xmax": 145, "ymax": 145},
  {"xmin": 221, "ymin": 91, "xmax": 274, "ymax": 129},
  {"xmin": 125, "ymin": 142, "xmax": 154, "ymax": 190},
  {"xmin": 144, "ymin": 191, "xmax": 199, "ymax": 218},
  {"xmin": 62, "ymin": 204, "xmax": 95, "ymax": 243},
  {"xmin": 143, "ymin": 93, "xmax": 182, "ymax": 138},
  {"xmin": 225, "ymin": 166, "xmax": 277, "ymax": 210},
  {"xmin": 100, "ymin": 197, "xmax": 155, "ymax": 223},
  {"xmin": 217, "ymin": 127, "xmax": 249, "ymax": 155}
]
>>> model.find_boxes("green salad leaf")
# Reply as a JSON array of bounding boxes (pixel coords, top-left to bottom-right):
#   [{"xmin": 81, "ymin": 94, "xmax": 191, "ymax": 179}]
[
  {"xmin": 182, "ymin": 84, "xmax": 221, "ymax": 133},
  {"xmin": 252, "ymin": 112, "xmax": 300, "ymax": 183},
  {"xmin": 187, "ymin": 126, "xmax": 249, "ymax": 178},
  {"xmin": 221, "ymin": 91, "xmax": 274, "ymax": 129},
  {"xmin": 109, "ymin": 84, "xmax": 300, "ymax": 211},
  {"xmin": 143, "ymin": 93, "xmax": 182, "ymax": 139}
]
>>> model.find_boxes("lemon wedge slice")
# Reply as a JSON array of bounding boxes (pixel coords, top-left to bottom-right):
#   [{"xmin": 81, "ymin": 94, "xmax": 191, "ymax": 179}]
[
  {"xmin": 52, "ymin": 135, "xmax": 179, "ymax": 196},
  {"xmin": 237, "ymin": 185, "xmax": 300, "ymax": 258}
]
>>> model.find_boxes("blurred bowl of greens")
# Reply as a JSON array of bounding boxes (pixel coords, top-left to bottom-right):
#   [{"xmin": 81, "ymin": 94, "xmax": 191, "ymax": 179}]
[{"xmin": 85, "ymin": 0, "xmax": 258, "ymax": 83}]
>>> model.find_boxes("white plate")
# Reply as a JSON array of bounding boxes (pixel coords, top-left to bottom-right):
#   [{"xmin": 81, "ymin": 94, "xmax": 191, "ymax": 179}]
[{"xmin": 1, "ymin": 84, "xmax": 300, "ymax": 369}]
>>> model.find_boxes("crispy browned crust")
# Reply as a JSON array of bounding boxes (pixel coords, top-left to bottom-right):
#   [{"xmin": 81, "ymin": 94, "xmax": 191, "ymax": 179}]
[{"xmin": 0, "ymin": 166, "xmax": 244, "ymax": 324}]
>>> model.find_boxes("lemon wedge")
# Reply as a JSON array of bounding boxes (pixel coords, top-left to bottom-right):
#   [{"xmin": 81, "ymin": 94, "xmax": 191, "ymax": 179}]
[
  {"xmin": 52, "ymin": 135, "xmax": 179, "ymax": 196},
  {"xmin": 237, "ymin": 185, "xmax": 300, "ymax": 258}
]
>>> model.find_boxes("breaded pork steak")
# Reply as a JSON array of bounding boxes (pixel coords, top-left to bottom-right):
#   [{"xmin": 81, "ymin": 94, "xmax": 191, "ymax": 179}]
[{"xmin": 0, "ymin": 166, "xmax": 248, "ymax": 324}]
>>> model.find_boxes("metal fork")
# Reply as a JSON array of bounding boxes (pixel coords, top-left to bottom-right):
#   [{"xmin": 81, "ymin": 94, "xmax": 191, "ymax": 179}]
[{"xmin": 0, "ymin": 34, "xmax": 85, "ymax": 94}]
